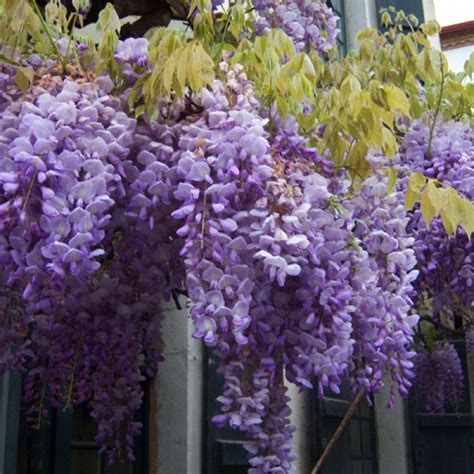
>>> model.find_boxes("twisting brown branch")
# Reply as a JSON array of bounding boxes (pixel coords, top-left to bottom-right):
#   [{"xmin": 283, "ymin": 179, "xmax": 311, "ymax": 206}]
[{"xmin": 310, "ymin": 389, "xmax": 365, "ymax": 474}]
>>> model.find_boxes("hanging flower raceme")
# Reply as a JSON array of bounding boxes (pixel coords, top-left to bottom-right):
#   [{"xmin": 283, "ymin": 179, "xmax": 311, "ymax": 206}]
[
  {"xmin": 414, "ymin": 342, "xmax": 464, "ymax": 413},
  {"xmin": 0, "ymin": 68, "xmax": 167, "ymax": 462},
  {"xmin": 398, "ymin": 120, "xmax": 474, "ymax": 315},
  {"xmin": 347, "ymin": 163, "xmax": 419, "ymax": 404},
  {"xmin": 0, "ymin": 72, "xmax": 131, "ymax": 304},
  {"xmin": 251, "ymin": 0, "xmax": 339, "ymax": 53},
  {"xmin": 395, "ymin": 120, "xmax": 473, "ymax": 413}
]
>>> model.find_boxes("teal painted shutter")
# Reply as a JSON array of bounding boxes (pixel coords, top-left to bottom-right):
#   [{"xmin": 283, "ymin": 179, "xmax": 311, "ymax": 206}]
[
  {"xmin": 0, "ymin": 373, "xmax": 21, "ymax": 474},
  {"xmin": 375, "ymin": 0, "xmax": 425, "ymax": 27},
  {"xmin": 203, "ymin": 350, "xmax": 249, "ymax": 474},
  {"xmin": 328, "ymin": 0, "xmax": 347, "ymax": 55},
  {"xmin": 311, "ymin": 383, "xmax": 378, "ymax": 474},
  {"xmin": 9, "ymin": 381, "xmax": 148, "ymax": 474}
]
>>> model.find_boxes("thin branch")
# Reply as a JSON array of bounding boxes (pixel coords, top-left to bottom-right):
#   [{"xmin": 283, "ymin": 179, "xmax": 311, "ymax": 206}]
[
  {"xmin": 310, "ymin": 389, "xmax": 365, "ymax": 474},
  {"xmin": 419, "ymin": 315, "xmax": 466, "ymax": 337},
  {"xmin": 426, "ymin": 63, "xmax": 446, "ymax": 159},
  {"xmin": 171, "ymin": 290, "xmax": 183, "ymax": 310}
]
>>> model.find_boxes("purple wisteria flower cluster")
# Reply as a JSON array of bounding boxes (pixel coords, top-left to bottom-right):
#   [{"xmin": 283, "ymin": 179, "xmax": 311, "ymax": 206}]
[
  {"xmin": 0, "ymin": 70, "xmax": 167, "ymax": 462},
  {"xmin": 414, "ymin": 343, "xmax": 464, "ymax": 413},
  {"xmin": 161, "ymin": 69, "xmax": 419, "ymax": 469},
  {"xmin": 251, "ymin": 0, "xmax": 339, "ymax": 53},
  {"xmin": 399, "ymin": 120, "xmax": 474, "ymax": 312},
  {"xmin": 114, "ymin": 38, "xmax": 150, "ymax": 85},
  {"xmin": 348, "ymin": 167, "xmax": 419, "ymax": 405},
  {"xmin": 396, "ymin": 120, "xmax": 474, "ymax": 412},
  {"xmin": 0, "ymin": 55, "xmax": 423, "ymax": 470}
]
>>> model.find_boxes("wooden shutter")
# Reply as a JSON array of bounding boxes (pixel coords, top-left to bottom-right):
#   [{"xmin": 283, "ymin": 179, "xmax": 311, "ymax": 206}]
[
  {"xmin": 203, "ymin": 351, "xmax": 249, "ymax": 474},
  {"xmin": 408, "ymin": 341, "xmax": 474, "ymax": 474},
  {"xmin": 14, "ymin": 382, "xmax": 149, "ymax": 474},
  {"xmin": 0, "ymin": 373, "xmax": 21, "ymax": 474},
  {"xmin": 328, "ymin": 0, "xmax": 348, "ymax": 55},
  {"xmin": 311, "ymin": 383, "xmax": 378, "ymax": 474},
  {"xmin": 375, "ymin": 0, "xmax": 425, "ymax": 27}
]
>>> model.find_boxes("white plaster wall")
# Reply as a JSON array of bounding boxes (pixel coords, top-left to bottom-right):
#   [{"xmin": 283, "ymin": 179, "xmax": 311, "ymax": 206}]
[
  {"xmin": 444, "ymin": 45, "xmax": 474, "ymax": 72},
  {"xmin": 422, "ymin": 0, "xmax": 442, "ymax": 49},
  {"xmin": 344, "ymin": 0, "xmax": 379, "ymax": 51},
  {"xmin": 433, "ymin": 0, "xmax": 474, "ymax": 27}
]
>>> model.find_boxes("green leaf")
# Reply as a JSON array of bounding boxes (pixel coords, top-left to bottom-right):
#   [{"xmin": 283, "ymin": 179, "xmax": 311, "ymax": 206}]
[
  {"xmin": 382, "ymin": 127, "xmax": 398, "ymax": 158},
  {"xmin": 276, "ymin": 96, "xmax": 289, "ymax": 117},
  {"xmin": 420, "ymin": 181, "xmax": 441, "ymax": 228},
  {"xmin": 97, "ymin": 3, "xmax": 121, "ymax": 33},
  {"xmin": 444, "ymin": 187, "xmax": 464, "ymax": 227},
  {"xmin": 405, "ymin": 186, "xmax": 420, "ymax": 211},
  {"xmin": 385, "ymin": 84, "xmax": 411, "ymax": 116},
  {"xmin": 263, "ymin": 49, "xmax": 280, "ymax": 71},
  {"xmin": 387, "ymin": 168, "xmax": 397, "ymax": 194},
  {"xmin": 134, "ymin": 104, "xmax": 145, "ymax": 118},
  {"xmin": 404, "ymin": 170, "xmax": 427, "ymax": 210},
  {"xmin": 421, "ymin": 20, "xmax": 441, "ymax": 37},
  {"xmin": 408, "ymin": 172, "xmax": 426, "ymax": 193},
  {"xmin": 163, "ymin": 53, "xmax": 179, "ymax": 93},
  {"xmin": 15, "ymin": 66, "xmax": 34, "ymax": 92},
  {"xmin": 3, "ymin": 0, "xmax": 31, "ymax": 32},
  {"xmin": 176, "ymin": 45, "xmax": 191, "ymax": 92},
  {"xmin": 461, "ymin": 199, "xmax": 474, "ymax": 238},
  {"xmin": 341, "ymin": 75, "xmax": 361, "ymax": 98},
  {"xmin": 440, "ymin": 208, "xmax": 457, "ymax": 236}
]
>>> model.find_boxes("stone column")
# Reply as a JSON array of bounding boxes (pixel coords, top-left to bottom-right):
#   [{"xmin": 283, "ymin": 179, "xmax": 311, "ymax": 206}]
[
  {"xmin": 374, "ymin": 382, "xmax": 411, "ymax": 474},
  {"xmin": 149, "ymin": 299, "xmax": 204, "ymax": 474}
]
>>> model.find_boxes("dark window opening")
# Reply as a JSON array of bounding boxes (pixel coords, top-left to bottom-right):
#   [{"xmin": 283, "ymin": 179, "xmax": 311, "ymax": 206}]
[
  {"xmin": 311, "ymin": 383, "xmax": 378, "ymax": 474},
  {"xmin": 408, "ymin": 340, "xmax": 474, "ymax": 474},
  {"xmin": 202, "ymin": 350, "xmax": 249, "ymax": 474},
  {"xmin": 0, "ymin": 378, "xmax": 149, "ymax": 474},
  {"xmin": 328, "ymin": 0, "xmax": 348, "ymax": 56}
]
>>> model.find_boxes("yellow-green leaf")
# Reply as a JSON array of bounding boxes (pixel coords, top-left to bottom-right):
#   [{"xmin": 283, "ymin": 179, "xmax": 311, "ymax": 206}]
[
  {"xmin": 461, "ymin": 199, "xmax": 474, "ymax": 238},
  {"xmin": 15, "ymin": 67, "xmax": 34, "ymax": 92},
  {"xmin": 440, "ymin": 208, "xmax": 457, "ymax": 236},
  {"xmin": 387, "ymin": 168, "xmax": 397, "ymax": 194},
  {"xmin": 176, "ymin": 45, "xmax": 191, "ymax": 92},
  {"xmin": 408, "ymin": 172, "xmax": 426, "ymax": 193},
  {"xmin": 276, "ymin": 96, "xmax": 289, "ymax": 117},
  {"xmin": 444, "ymin": 187, "xmax": 464, "ymax": 227},
  {"xmin": 341, "ymin": 75, "xmax": 361, "ymax": 98},
  {"xmin": 385, "ymin": 84, "xmax": 411, "ymax": 116},
  {"xmin": 405, "ymin": 186, "xmax": 420, "ymax": 211},
  {"xmin": 162, "ymin": 54, "xmax": 179, "ymax": 92},
  {"xmin": 420, "ymin": 181, "xmax": 441, "ymax": 228},
  {"xmin": 382, "ymin": 127, "xmax": 398, "ymax": 158}
]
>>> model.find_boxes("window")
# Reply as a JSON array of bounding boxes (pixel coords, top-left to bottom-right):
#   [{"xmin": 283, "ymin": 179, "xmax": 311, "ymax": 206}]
[
  {"xmin": 375, "ymin": 0, "xmax": 425, "ymax": 29},
  {"xmin": 0, "ymin": 373, "xmax": 21, "ymax": 474},
  {"xmin": 203, "ymin": 351, "xmax": 249, "ymax": 474},
  {"xmin": 408, "ymin": 340, "xmax": 474, "ymax": 474},
  {"xmin": 328, "ymin": 0, "xmax": 347, "ymax": 55},
  {"xmin": 0, "ymin": 378, "xmax": 149, "ymax": 474},
  {"xmin": 311, "ymin": 383, "xmax": 378, "ymax": 474}
]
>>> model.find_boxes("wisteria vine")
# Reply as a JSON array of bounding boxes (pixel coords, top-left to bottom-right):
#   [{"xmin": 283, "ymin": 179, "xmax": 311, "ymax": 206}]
[{"xmin": 0, "ymin": 0, "xmax": 473, "ymax": 472}]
